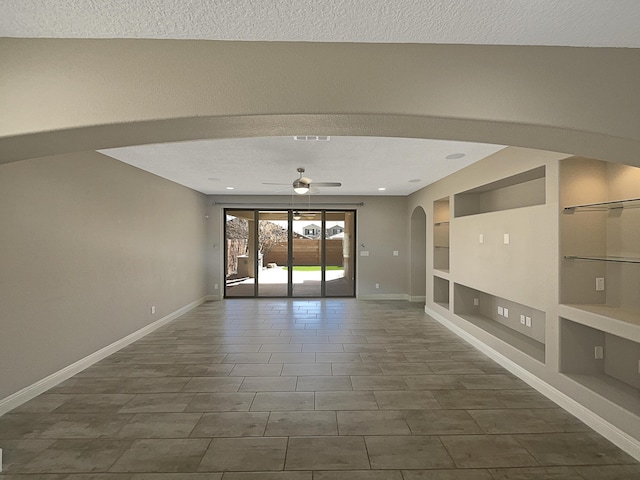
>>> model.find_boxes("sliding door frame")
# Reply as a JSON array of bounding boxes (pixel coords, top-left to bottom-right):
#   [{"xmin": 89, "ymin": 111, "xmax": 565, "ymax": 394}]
[{"xmin": 224, "ymin": 208, "xmax": 356, "ymax": 298}]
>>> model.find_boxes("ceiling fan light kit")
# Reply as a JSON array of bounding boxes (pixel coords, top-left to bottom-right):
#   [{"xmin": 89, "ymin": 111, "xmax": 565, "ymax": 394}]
[
  {"xmin": 263, "ymin": 167, "xmax": 342, "ymax": 195},
  {"xmin": 293, "ymin": 178, "xmax": 310, "ymax": 195}
]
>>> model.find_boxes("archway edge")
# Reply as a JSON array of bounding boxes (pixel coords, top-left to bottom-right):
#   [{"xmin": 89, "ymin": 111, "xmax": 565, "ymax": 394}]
[
  {"xmin": 411, "ymin": 205, "xmax": 427, "ymax": 218},
  {"xmin": 2, "ymin": 113, "xmax": 640, "ymax": 167},
  {"xmin": 2, "ymin": 39, "xmax": 639, "ymax": 166}
]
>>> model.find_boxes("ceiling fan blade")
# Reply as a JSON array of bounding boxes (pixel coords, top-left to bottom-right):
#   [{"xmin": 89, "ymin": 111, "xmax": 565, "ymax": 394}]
[
  {"xmin": 309, "ymin": 187, "xmax": 321, "ymax": 195},
  {"xmin": 262, "ymin": 182, "xmax": 290, "ymax": 185},
  {"xmin": 311, "ymin": 182, "xmax": 342, "ymax": 187}
]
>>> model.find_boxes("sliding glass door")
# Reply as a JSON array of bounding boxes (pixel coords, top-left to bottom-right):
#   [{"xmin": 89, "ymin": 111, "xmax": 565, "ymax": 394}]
[
  {"xmin": 292, "ymin": 211, "xmax": 323, "ymax": 297},
  {"xmin": 257, "ymin": 210, "xmax": 289, "ymax": 297},
  {"xmin": 224, "ymin": 209, "xmax": 355, "ymax": 298},
  {"xmin": 325, "ymin": 210, "xmax": 355, "ymax": 297}
]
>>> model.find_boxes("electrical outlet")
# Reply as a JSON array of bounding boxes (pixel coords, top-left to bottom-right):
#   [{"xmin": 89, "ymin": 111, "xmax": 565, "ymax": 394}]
[
  {"xmin": 393, "ymin": 250, "xmax": 399, "ymax": 256},
  {"xmin": 479, "ymin": 234, "xmax": 484, "ymax": 244},
  {"xmin": 473, "ymin": 298, "xmax": 479, "ymax": 306},
  {"xmin": 520, "ymin": 314, "xmax": 526, "ymax": 325},
  {"xmin": 525, "ymin": 316, "xmax": 532, "ymax": 327},
  {"xmin": 594, "ymin": 346, "xmax": 604, "ymax": 360},
  {"xmin": 214, "ymin": 283, "xmax": 219, "ymax": 290},
  {"xmin": 375, "ymin": 283, "xmax": 380, "ymax": 289},
  {"xmin": 498, "ymin": 306, "xmax": 504, "ymax": 316},
  {"xmin": 503, "ymin": 233, "xmax": 510, "ymax": 245},
  {"xmin": 503, "ymin": 308, "xmax": 509, "ymax": 318},
  {"xmin": 596, "ymin": 277, "xmax": 605, "ymax": 291},
  {"xmin": 151, "ymin": 305, "xmax": 156, "ymax": 315}
]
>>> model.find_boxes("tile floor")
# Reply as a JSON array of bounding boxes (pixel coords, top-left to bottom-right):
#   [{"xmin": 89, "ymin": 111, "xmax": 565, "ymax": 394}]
[{"xmin": 1, "ymin": 299, "xmax": 638, "ymax": 479}]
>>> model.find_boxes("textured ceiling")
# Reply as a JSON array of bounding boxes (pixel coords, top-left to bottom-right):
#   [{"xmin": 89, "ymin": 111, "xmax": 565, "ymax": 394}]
[
  {"xmin": 2, "ymin": 0, "xmax": 640, "ymax": 47},
  {"xmin": 100, "ymin": 137, "xmax": 505, "ymax": 196}
]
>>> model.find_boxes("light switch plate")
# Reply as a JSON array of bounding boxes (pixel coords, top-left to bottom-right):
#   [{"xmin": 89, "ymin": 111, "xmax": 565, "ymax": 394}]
[
  {"xmin": 503, "ymin": 233, "xmax": 510, "ymax": 244},
  {"xmin": 498, "ymin": 306, "xmax": 504, "ymax": 316},
  {"xmin": 594, "ymin": 345, "xmax": 604, "ymax": 360},
  {"xmin": 520, "ymin": 315, "xmax": 526, "ymax": 325},
  {"xmin": 479, "ymin": 234, "xmax": 484, "ymax": 244},
  {"xmin": 503, "ymin": 308, "xmax": 509, "ymax": 318},
  {"xmin": 473, "ymin": 298, "xmax": 479, "ymax": 306},
  {"xmin": 360, "ymin": 251, "xmax": 369, "ymax": 257},
  {"xmin": 393, "ymin": 251, "xmax": 399, "ymax": 256}
]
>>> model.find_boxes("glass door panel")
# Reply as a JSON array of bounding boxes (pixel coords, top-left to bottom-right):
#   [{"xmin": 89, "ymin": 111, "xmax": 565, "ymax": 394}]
[
  {"xmin": 225, "ymin": 210, "xmax": 257, "ymax": 297},
  {"xmin": 225, "ymin": 208, "xmax": 356, "ymax": 298},
  {"xmin": 257, "ymin": 210, "xmax": 289, "ymax": 297},
  {"xmin": 292, "ymin": 211, "xmax": 323, "ymax": 297},
  {"xmin": 325, "ymin": 211, "xmax": 356, "ymax": 296}
]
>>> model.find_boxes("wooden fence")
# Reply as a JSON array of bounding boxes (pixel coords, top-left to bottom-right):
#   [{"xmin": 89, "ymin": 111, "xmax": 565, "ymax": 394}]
[
  {"xmin": 228, "ymin": 238, "xmax": 344, "ymax": 276},
  {"xmin": 264, "ymin": 239, "xmax": 344, "ymax": 266}
]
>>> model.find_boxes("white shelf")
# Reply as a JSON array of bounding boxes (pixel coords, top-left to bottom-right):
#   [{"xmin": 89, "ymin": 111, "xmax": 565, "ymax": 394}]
[
  {"xmin": 433, "ymin": 268, "xmax": 450, "ymax": 276},
  {"xmin": 457, "ymin": 313, "xmax": 545, "ymax": 363},
  {"xmin": 559, "ymin": 304, "xmax": 640, "ymax": 343},
  {"xmin": 564, "ymin": 373, "xmax": 640, "ymax": 417}
]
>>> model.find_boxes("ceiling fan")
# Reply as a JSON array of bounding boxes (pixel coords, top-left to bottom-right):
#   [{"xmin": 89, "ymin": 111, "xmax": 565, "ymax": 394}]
[{"xmin": 263, "ymin": 167, "xmax": 342, "ymax": 194}]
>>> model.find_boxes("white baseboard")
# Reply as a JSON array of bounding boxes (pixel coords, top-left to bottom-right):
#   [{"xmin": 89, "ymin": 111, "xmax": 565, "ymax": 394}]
[
  {"xmin": 358, "ymin": 294, "xmax": 410, "ymax": 301},
  {"xmin": 0, "ymin": 296, "xmax": 208, "ymax": 416},
  {"xmin": 425, "ymin": 306, "xmax": 640, "ymax": 462},
  {"xmin": 409, "ymin": 296, "xmax": 426, "ymax": 303}
]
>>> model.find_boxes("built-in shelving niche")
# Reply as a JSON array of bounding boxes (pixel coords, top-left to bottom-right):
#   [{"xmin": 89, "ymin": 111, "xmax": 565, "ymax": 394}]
[
  {"xmin": 454, "ymin": 165, "xmax": 546, "ymax": 218},
  {"xmin": 433, "ymin": 197, "xmax": 450, "ymax": 272},
  {"xmin": 433, "ymin": 275, "xmax": 450, "ymax": 310},
  {"xmin": 560, "ymin": 317, "xmax": 640, "ymax": 416},
  {"xmin": 560, "ymin": 157, "xmax": 640, "ymax": 329},
  {"xmin": 454, "ymin": 283, "xmax": 545, "ymax": 363}
]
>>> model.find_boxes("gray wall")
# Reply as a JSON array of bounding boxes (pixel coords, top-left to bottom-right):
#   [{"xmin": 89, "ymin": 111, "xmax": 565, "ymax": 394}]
[
  {"xmin": 0, "ymin": 152, "xmax": 209, "ymax": 400},
  {"xmin": 207, "ymin": 195, "xmax": 409, "ymax": 298}
]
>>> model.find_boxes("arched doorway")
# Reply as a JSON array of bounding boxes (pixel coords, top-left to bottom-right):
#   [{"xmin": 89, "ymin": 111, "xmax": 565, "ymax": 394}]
[{"xmin": 410, "ymin": 206, "xmax": 427, "ymax": 303}]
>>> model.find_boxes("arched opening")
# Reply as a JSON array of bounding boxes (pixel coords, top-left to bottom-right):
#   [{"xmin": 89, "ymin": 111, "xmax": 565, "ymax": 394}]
[{"xmin": 410, "ymin": 206, "xmax": 427, "ymax": 303}]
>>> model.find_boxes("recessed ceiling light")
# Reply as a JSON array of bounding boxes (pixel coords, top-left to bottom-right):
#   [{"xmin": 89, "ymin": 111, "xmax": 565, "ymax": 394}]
[
  {"xmin": 408, "ymin": 179, "xmax": 422, "ymax": 183},
  {"xmin": 445, "ymin": 153, "xmax": 466, "ymax": 160},
  {"xmin": 225, "ymin": 186, "xmax": 235, "ymax": 190},
  {"xmin": 378, "ymin": 187, "xmax": 386, "ymax": 191}
]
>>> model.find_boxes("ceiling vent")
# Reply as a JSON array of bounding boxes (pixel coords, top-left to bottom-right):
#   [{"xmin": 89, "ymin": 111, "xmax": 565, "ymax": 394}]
[{"xmin": 294, "ymin": 136, "xmax": 330, "ymax": 141}]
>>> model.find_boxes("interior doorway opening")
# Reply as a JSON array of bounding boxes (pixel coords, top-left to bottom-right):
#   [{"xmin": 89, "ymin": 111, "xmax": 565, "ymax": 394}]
[{"xmin": 224, "ymin": 209, "xmax": 356, "ymax": 298}]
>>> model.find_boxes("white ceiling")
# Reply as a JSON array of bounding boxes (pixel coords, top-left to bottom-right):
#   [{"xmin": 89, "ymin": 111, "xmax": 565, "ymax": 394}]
[
  {"xmin": 100, "ymin": 137, "xmax": 505, "ymax": 196},
  {"xmin": 6, "ymin": 1, "xmax": 636, "ymax": 196},
  {"xmin": 2, "ymin": 0, "xmax": 639, "ymax": 47}
]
